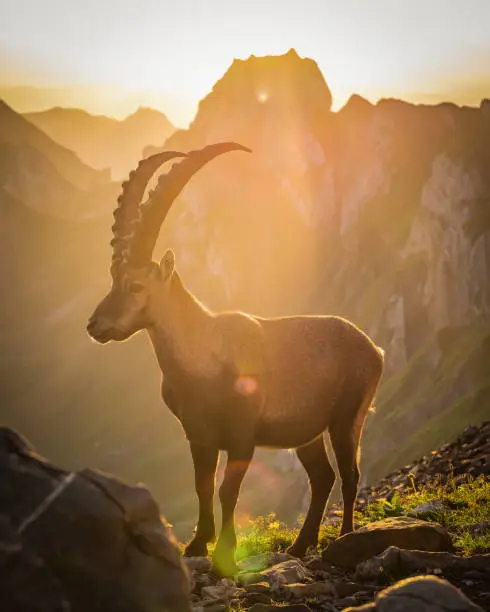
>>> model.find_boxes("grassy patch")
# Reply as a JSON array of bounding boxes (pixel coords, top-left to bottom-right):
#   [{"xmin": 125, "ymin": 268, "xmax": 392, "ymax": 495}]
[
  {"xmin": 230, "ymin": 477, "xmax": 489, "ymax": 559},
  {"xmin": 356, "ymin": 476, "xmax": 490, "ymax": 555}
]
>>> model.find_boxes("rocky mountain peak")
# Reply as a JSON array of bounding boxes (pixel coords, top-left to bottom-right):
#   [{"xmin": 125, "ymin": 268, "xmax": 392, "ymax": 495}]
[{"xmin": 188, "ymin": 49, "xmax": 333, "ymax": 141}]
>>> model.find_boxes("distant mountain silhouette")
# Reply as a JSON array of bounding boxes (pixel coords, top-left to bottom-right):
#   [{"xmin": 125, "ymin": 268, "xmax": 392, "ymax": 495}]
[
  {"xmin": 25, "ymin": 106, "xmax": 175, "ymax": 179},
  {"xmin": 0, "ymin": 99, "xmax": 115, "ymax": 219}
]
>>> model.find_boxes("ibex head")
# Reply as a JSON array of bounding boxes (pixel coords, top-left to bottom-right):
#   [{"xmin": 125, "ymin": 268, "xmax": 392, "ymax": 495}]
[{"xmin": 87, "ymin": 143, "xmax": 251, "ymax": 344}]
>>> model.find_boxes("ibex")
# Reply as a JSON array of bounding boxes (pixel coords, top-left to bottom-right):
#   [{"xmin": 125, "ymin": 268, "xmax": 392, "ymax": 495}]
[{"xmin": 87, "ymin": 142, "xmax": 384, "ymax": 576}]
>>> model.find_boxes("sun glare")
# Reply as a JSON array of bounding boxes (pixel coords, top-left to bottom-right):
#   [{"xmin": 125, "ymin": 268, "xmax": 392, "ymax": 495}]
[{"xmin": 257, "ymin": 90, "xmax": 269, "ymax": 104}]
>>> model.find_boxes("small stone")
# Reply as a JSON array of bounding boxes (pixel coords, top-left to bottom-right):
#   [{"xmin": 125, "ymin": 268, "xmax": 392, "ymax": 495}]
[
  {"xmin": 243, "ymin": 591, "xmax": 272, "ymax": 606},
  {"xmin": 407, "ymin": 499, "xmax": 450, "ymax": 520},
  {"xmin": 185, "ymin": 557, "xmax": 213, "ymax": 572},
  {"xmin": 333, "ymin": 580, "xmax": 374, "ymax": 597},
  {"xmin": 193, "ymin": 602, "xmax": 229, "ymax": 612},
  {"xmin": 339, "ymin": 595, "xmax": 359, "ymax": 607},
  {"xmin": 237, "ymin": 552, "xmax": 292, "ymax": 573},
  {"xmin": 461, "ymin": 522, "xmax": 489, "ymax": 536},
  {"xmin": 200, "ymin": 578, "xmax": 242, "ymax": 602},
  {"xmin": 248, "ymin": 604, "xmax": 312, "ymax": 612},
  {"xmin": 283, "ymin": 581, "xmax": 336, "ymax": 599},
  {"xmin": 259, "ymin": 559, "xmax": 310, "ymax": 592},
  {"xmin": 242, "ymin": 582, "xmax": 271, "ymax": 594},
  {"xmin": 305, "ymin": 556, "xmax": 335, "ymax": 571},
  {"xmin": 236, "ymin": 572, "xmax": 264, "ymax": 587}
]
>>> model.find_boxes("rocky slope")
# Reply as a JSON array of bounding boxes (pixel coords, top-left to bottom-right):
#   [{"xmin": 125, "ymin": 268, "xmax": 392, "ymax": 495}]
[
  {"xmin": 25, "ymin": 106, "xmax": 175, "ymax": 179},
  {"xmin": 355, "ymin": 421, "xmax": 490, "ymax": 512},
  {"xmin": 1, "ymin": 50, "xmax": 489, "ymax": 537}
]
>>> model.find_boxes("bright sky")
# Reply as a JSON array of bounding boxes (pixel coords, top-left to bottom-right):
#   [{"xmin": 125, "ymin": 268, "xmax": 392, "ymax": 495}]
[{"xmin": 2, "ymin": 0, "xmax": 490, "ymax": 125}]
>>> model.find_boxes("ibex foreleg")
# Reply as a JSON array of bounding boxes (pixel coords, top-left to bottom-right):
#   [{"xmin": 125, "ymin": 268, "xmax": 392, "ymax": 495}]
[
  {"xmin": 213, "ymin": 443, "xmax": 254, "ymax": 577},
  {"xmin": 184, "ymin": 443, "xmax": 219, "ymax": 557}
]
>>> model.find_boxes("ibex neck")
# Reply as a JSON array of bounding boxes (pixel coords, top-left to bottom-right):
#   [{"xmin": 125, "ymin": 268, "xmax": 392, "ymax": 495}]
[{"xmin": 147, "ymin": 273, "xmax": 219, "ymax": 379}]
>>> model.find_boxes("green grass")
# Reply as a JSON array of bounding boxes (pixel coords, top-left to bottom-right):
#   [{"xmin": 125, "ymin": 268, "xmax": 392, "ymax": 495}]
[
  {"xmin": 359, "ymin": 476, "xmax": 490, "ymax": 555},
  {"xmin": 231, "ymin": 477, "xmax": 489, "ymax": 559}
]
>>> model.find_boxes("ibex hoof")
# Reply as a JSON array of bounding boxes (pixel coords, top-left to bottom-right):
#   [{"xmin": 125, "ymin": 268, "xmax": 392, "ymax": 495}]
[
  {"xmin": 212, "ymin": 548, "xmax": 239, "ymax": 578},
  {"xmin": 286, "ymin": 541, "xmax": 312, "ymax": 558},
  {"xmin": 184, "ymin": 539, "xmax": 209, "ymax": 557}
]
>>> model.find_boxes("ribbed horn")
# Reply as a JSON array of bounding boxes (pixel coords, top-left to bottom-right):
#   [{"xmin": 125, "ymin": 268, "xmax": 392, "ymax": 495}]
[
  {"xmin": 110, "ymin": 151, "xmax": 187, "ymax": 277},
  {"xmin": 127, "ymin": 142, "xmax": 252, "ymax": 267}
]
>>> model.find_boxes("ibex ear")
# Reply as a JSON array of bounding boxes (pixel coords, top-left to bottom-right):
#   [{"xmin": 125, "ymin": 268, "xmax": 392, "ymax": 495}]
[{"xmin": 159, "ymin": 249, "xmax": 175, "ymax": 280}]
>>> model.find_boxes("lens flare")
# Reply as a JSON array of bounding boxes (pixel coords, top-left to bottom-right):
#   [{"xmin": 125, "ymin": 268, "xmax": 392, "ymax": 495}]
[
  {"xmin": 257, "ymin": 90, "xmax": 269, "ymax": 103},
  {"xmin": 234, "ymin": 375, "xmax": 259, "ymax": 396}
]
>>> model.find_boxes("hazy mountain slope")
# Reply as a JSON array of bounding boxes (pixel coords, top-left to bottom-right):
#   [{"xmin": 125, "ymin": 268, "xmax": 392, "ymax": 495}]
[
  {"xmin": 0, "ymin": 100, "xmax": 107, "ymax": 190},
  {"xmin": 25, "ymin": 106, "xmax": 175, "ymax": 179},
  {"xmin": 0, "ymin": 100, "xmax": 115, "ymax": 220}
]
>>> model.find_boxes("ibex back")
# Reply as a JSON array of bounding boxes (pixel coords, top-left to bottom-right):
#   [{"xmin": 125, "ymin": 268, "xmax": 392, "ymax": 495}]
[{"xmin": 87, "ymin": 143, "xmax": 384, "ymax": 576}]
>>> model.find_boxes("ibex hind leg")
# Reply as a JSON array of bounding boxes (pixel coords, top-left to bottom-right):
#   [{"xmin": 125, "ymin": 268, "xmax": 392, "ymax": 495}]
[
  {"xmin": 329, "ymin": 387, "xmax": 375, "ymax": 536},
  {"xmin": 287, "ymin": 436, "xmax": 335, "ymax": 557}
]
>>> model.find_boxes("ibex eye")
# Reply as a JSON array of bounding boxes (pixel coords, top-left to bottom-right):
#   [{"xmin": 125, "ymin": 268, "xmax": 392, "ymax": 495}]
[{"xmin": 128, "ymin": 282, "xmax": 145, "ymax": 294}]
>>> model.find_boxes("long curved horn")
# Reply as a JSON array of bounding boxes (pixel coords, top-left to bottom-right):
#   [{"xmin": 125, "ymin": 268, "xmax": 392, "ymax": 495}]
[
  {"xmin": 126, "ymin": 142, "xmax": 252, "ymax": 267},
  {"xmin": 110, "ymin": 151, "xmax": 187, "ymax": 277}
]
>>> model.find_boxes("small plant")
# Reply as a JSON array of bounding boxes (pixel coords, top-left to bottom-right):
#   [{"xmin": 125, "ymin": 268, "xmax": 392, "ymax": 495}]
[
  {"xmin": 359, "ymin": 491, "xmax": 405, "ymax": 525},
  {"xmin": 235, "ymin": 513, "xmax": 296, "ymax": 560},
  {"xmin": 407, "ymin": 472, "xmax": 417, "ymax": 494}
]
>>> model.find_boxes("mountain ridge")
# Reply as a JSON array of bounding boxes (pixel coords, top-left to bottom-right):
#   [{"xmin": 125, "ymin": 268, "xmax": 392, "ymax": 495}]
[{"xmin": 24, "ymin": 104, "xmax": 175, "ymax": 179}]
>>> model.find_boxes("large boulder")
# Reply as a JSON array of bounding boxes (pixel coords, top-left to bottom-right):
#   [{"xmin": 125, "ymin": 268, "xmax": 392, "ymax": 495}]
[
  {"xmin": 322, "ymin": 517, "xmax": 452, "ymax": 567},
  {"xmin": 0, "ymin": 427, "xmax": 191, "ymax": 611}
]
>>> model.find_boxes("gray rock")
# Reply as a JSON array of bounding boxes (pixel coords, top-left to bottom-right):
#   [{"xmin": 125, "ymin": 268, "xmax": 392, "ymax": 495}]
[
  {"xmin": 238, "ymin": 559, "xmax": 310, "ymax": 590},
  {"xmin": 185, "ymin": 557, "xmax": 213, "ymax": 572},
  {"xmin": 259, "ymin": 558, "xmax": 310, "ymax": 592},
  {"xmin": 334, "ymin": 581, "xmax": 377, "ymax": 597},
  {"xmin": 322, "ymin": 517, "xmax": 452, "ymax": 567},
  {"xmin": 343, "ymin": 575, "xmax": 483, "ymax": 611},
  {"xmin": 193, "ymin": 602, "xmax": 229, "ymax": 612},
  {"xmin": 242, "ymin": 591, "xmax": 272, "ymax": 606},
  {"xmin": 237, "ymin": 551, "xmax": 293, "ymax": 572},
  {"xmin": 236, "ymin": 571, "xmax": 265, "ymax": 587},
  {"xmin": 242, "ymin": 582, "xmax": 272, "ymax": 594},
  {"xmin": 248, "ymin": 604, "xmax": 312, "ymax": 612},
  {"xmin": 407, "ymin": 499, "xmax": 450, "ymax": 520},
  {"xmin": 355, "ymin": 546, "xmax": 490, "ymax": 582},
  {"xmin": 0, "ymin": 426, "xmax": 191, "ymax": 612},
  {"xmin": 200, "ymin": 578, "xmax": 244, "ymax": 602},
  {"xmin": 460, "ymin": 522, "xmax": 489, "ymax": 537},
  {"xmin": 283, "ymin": 581, "xmax": 336, "ymax": 599}
]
